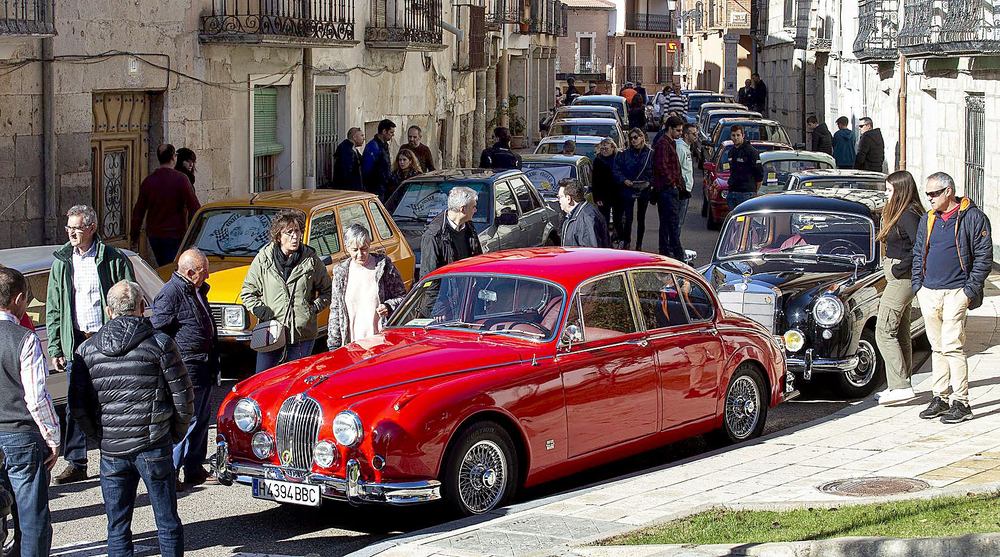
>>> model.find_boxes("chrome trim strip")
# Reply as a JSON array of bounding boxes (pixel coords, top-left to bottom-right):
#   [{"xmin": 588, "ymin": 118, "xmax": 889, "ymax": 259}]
[{"xmin": 786, "ymin": 354, "xmax": 860, "ymax": 374}]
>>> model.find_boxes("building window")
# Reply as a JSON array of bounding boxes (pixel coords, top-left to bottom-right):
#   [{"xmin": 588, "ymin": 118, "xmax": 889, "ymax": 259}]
[
  {"xmin": 254, "ymin": 87, "xmax": 284, "ymax": 192},
  {"xmin": 965, "ymin": 94, "xmax": 985, "ymax": 208},
  {"xmin": 578, "ymin": 36, "xmax": 593, "ymax": 72},
  {"xmin": 315, "ymin": 89, "xmax": 341, "ymax": 189},
  {"xmin": 783, "ymin": 0, "xmax": 795, "ymax": 27}
]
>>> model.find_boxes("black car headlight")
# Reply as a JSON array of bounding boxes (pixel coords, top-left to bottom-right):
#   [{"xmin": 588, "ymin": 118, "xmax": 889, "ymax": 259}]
[{"xmin": 813, "ymin": 296, "xmax": 844, "ymax": 327}]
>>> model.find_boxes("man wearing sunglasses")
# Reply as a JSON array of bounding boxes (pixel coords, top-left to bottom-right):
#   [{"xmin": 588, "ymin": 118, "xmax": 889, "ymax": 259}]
[
  {"xmin": 912, "ymin": 172, "xmax": 993, "ymax": 424},
  {"xmin": 853, "ymin": 117, "xmax": 885, "ymax": 172}
]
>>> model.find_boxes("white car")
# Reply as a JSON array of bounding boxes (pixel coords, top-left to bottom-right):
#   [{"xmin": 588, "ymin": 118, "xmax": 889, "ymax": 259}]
[
  {"xmin": 534, "ymin": 134, "xmax": 604, "ymax": 160},
  {"xmin": 0, "ymin": 245, "xmax": 165, "ymax": 407}
]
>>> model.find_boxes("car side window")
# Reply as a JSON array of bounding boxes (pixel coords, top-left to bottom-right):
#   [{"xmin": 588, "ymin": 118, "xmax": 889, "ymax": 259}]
[
  {"xmin": 578, "ymin": 274, "xmax": 637, "ymax": 341},
  {"xmin": 308, "ymin": 210, "xmax": 341, "ymax": 257},
  {"xmin": 338, "ymin": 203, "xmax": 373, "ymax": 237},
  {"xmin": 677, "ymin": 275, "xmax": 714, "ymax": 322},
  {"xmin": 24, "ymin": 273, "xmax": 47, "ymax": 328},
  {"xmin": 511, "ymin": 178, "xmax": 540, "ymax": 213},
  {"xmin": 368, "ymin": 201, "xmax": 393, "ymax": 240},
  {"xmin": 632, "ymin": 271, "xmax": 689, "ymax": 329},
  {"xmin": 495, "ymin": 182, "xmax": 519, "ymax": 218}
]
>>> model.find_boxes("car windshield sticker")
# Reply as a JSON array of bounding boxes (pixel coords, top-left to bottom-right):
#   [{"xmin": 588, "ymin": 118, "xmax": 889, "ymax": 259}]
[
  {"xmin": 768, "ymin": 172, "xmax": 777, "ymax": 180},
  {"xmin": 524, "ymin": 166, "xmax": 574, "ymax": 194},
  {"xmin": 722, "ymin": 163, "xmax": 730, "ymax": 170},
  {"xmin": 411, "ymin": 192, "xmax": 448, "ymax": 220},
  {"xmin": 406, "ymin": 318, "xmax": 435, "ymax": 326},
  {"xmin": 194, "ymin": 211, "xmax": 273, "ymax": 255}
]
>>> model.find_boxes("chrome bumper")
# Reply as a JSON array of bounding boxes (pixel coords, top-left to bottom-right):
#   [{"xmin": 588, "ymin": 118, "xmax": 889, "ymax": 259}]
[
  {"xmin": 786, "ymin": 348, "xmax": 859, "ymax": 380},
  {"xmin": 214, "ymin": 438, "xmax": 441, "ymax": 505}
]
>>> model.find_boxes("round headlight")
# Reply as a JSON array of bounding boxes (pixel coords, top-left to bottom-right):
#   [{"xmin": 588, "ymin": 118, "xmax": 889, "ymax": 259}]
[
  {"xmin": 234, "ymin": 398, "xmax": 261, "ymax": 433},
  {"xmin": 813, "ymin": 296, "xmax": 844, "ymax": 327},
  {"xmin": 313, "ymin": 440, "xmax": 337, "ymax": 468},
  {"xmin": 719, "ymin": 189, "xmax": 728, "ymax": 200},
  {"xmin": 333, "ymin": 411, "xmax": 363, "ymax": 447},
  {"xmin": 251, "ymin": 432, "xmax": 274, "ymax": 459},
  {"xmin": 783, "ymin": 329, "xmax": 805, "ymax": 352}
]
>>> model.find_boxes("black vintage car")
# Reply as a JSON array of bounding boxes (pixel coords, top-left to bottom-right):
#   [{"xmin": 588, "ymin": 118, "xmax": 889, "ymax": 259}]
[{"xmin": 701, "ymin": 189, "xmax": 923, "ymax": 398}]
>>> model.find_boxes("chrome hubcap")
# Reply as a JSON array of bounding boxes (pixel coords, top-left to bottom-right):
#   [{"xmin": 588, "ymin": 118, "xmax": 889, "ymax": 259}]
[
  {"xmin": 458, "ymin": 440, "xmax": 507, "ymax": 513},
  {"xmin": 846, "ymin": 340, "xmax": 877, "ymax": 388},
  {"xmin": 726, "ymin": 375, "xmax": 761, "ymax": 440}
]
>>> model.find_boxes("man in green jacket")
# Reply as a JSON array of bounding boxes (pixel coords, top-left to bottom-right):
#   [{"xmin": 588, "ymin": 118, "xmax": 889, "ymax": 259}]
[{"xmin": 46, "ymin": 205, "xmax": 134, "ymax": 484}]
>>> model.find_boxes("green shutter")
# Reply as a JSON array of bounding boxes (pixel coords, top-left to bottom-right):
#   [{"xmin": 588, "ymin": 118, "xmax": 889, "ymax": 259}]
[{"xmin": 254, "ymin": 88, "xmax": 284, "ymax": 157}]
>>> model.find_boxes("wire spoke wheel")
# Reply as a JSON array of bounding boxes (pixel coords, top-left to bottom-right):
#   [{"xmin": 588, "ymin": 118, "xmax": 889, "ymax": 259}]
[
  {"xmin": 725, "ymin": 373, "xmax": 762, "ymax": 441},
  {"xmin": 457, "ymin": 440, "xmax": 508, "ymax": 514}
]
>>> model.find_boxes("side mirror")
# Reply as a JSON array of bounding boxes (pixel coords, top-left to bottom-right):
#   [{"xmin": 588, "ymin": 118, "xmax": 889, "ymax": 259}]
[
  {"xmin": 561, "ymin": 324, "xmax": 584, "ymax": 348},
  {"xmin": 684, "ymin": 249, "xmax": 698, "ymax": 265},
  {"xmin": 498, "ymin": 211, "xmax": 519, "ymax": 226},
  {"xmin": 703, "ymin": 162, "xmax": 716, "ymax": 173},
  {"xmin": 794, "ymin": 142, "xmax": 806, "ymax": 150}
]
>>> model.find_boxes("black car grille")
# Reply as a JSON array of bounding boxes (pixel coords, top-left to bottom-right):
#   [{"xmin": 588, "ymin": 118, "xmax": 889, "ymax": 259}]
[
  {"xmin": 274, "ymin": 396, "xmax": 322, "ymax": 470},
  {"xmin": 210, "ymin": 306, "xmax": 225, "ymax": 330}
]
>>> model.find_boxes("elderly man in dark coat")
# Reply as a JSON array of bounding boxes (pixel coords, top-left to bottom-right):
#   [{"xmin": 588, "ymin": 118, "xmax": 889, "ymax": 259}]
[
  {"xmin": 332, "ymin": 127, "xmax": 365, "ymax": 190},
  {"xmin": 558, "ymin": 179, "xmax": 611, "ymax": 248}
]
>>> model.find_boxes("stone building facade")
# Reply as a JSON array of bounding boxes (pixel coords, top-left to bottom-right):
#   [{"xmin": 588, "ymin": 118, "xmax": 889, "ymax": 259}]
[
  {"xmin": 680, "ymin": 0, "xmax": 751, "ymax": 94},
  {"xmin": 556, "ymin": 0, "xmax": 614, "ymax": 94}
]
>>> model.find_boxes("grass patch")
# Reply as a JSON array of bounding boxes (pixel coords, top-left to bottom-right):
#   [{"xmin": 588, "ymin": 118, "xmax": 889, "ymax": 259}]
[{"xmin": 601, "ymin": 492, "xmax": 1000, "ymax": 545}]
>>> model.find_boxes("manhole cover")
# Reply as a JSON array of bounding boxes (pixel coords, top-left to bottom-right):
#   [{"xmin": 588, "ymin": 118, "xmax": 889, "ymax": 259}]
[{"xmin": 818, "ymin": 477, "xmax": 930, "ymax": 497}]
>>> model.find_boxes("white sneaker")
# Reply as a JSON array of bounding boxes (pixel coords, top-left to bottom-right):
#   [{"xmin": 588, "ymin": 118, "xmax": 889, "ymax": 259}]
[
  {"xmin": 879, "ymin": 388, "xmax": 917, "ymax": 405},
  {"xmin": 874, "ymin": 388, "xmax": 890, "ymax": 400}
]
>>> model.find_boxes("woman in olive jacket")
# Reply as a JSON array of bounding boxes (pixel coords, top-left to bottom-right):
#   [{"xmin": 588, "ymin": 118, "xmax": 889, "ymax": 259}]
[
  {"xmin": 241, "ymin": 209, "xmax": 333, "ymax": 373},
  {"xmin": 874, "ymin": 171, "xmax": 923, "ymax": 405}
]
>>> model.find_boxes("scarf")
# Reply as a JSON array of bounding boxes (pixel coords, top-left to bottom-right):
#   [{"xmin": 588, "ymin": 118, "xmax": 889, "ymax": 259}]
[{"xmin": 273, "ymin": 243, "xmax": 303, "ymax": 281}]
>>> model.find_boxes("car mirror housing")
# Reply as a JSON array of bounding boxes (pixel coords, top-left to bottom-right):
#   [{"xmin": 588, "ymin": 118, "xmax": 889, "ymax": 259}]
[
  {"xmin": 684, "ymin": 249, "xmax": 698, "ymax": 265},
  {"xmin": 562, "ymin": 324, "xmax": 583, "ymax": 348},
  {"xmin": 794, "ymin": 142, "xmax": 806, "ymax": 150}
]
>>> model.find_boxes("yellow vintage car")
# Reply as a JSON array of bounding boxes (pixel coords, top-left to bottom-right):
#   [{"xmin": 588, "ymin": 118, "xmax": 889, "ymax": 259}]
[{"xmin": 157, "ymin": 190, "xmax": 415, "ymax": 351}]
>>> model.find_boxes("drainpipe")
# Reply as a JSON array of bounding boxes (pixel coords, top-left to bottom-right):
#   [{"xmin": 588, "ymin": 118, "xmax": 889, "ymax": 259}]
[
  {"xmin": 41, "ymin": 37, "xmax": 56, "ymax": 243},
  {"xmin": 800, "ymin": 48, "xmax": 807, "ymax": 145},
  {"xmin": 303, "ymin": 48, "xmax": 316, "ymax": 190},
  {"xmin": 501, "ymin": 36, "xmax": 510, "ymax": 128},
  {"xmin": 898, "ymin": 54, "xmax": 906, "ymax": 170}
]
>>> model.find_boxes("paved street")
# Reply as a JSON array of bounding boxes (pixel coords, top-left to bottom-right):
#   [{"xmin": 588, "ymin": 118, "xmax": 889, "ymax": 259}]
[{"xmin": 41, "ymin": 169, "xmax": 923, "ymax": 557}]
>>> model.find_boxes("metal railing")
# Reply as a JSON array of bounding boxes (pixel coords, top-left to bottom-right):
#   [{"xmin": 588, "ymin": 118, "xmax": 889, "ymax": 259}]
[
  {"xmin": 853, "ymin": 0, "xmax": 898, "ymax": 61},
  {"xmin": 898, "ymin": 0, "xmax": 939, "ymax": 55},
  {"xmin": 626, "ymin": 66, "xmax": 643, "ymax": 82},
  {"xmin": 656, "ymin": 65, "xmax": 671, "ymax": 83},
  {"xmin": 626, "ymin": 12, "xmax": 675, "ymax": 32},
  {"xmin": 366, "ymin": 0, "xmax": 442, "ymax": 46},
  {"xmin": 488, "ymin": 0, "xmax": 521, "ymax": 26},
  {"xmin": 201, "ymin": 0, "xmax": 355, "ymax": 43},
  {"xmin": 0, "ymin": 0, "xmax": 55, "ymax": 35},
  {"xmin": 965, "ymin": 95, "xmax": 985, "ymax": 209},
  {"xmin": 939, "ymin": 0, "xmax": 1000, "ymax": 53}
]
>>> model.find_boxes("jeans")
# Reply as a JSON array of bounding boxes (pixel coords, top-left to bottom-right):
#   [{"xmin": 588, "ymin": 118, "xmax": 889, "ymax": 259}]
[
  {"xmin": 101, "ymin": 444, "xmax": 183, "ymax": 557},
  {"xmin": 726, "ymin": 190, "xmax": 755, "ymax": 212},
  {"xmin": 677, "ymin": 196, "xmax": 691, "ymax": 229},
  {"xmin": 623, "ymin": 192, "xmax": 650, "ymax": 250},
  {"xmin": 916, "ymin": 287, "xmax": 971, "ymax": 404},
  {"xmin": 876, "ymin": 258, "xmax": 915, "ymax": 390},
  {"xmin": 0, "ymin": 432, "xmax": 52, "ymax": 557},
  {"xmin": 148, "ymin": 238, "xmax": 182, "ymax": 268},
  {"xmin": 63, "ymin": 359, "xmax": 89, "ymax": 468},
  {"xmin": 255, "ymin": 338, "xmax": 316, "ymax": 373},
  {"xmin": 172, "ymin": 385, "xmax": 213, "ymax": 476},
  {"xmin": 656, "ymin": 189, "xmax": 684, "ymax": 260}
]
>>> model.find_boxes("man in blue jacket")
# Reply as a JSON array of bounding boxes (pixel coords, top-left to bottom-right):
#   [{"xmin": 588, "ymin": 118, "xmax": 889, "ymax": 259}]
[
  {"xmin": 912, "ymin": 172, "xmax": 993, "ymax": 424},
  {"xmin": 832, "ymin": 116, "xmax": 856, "ymax": 168},
  {"xmin": 362, "ymin": 119, "xmax": 396, "ymax": 197},
  {"xmin": 151, "ymin": 248, "xmax": 218, "ymax": 489}
]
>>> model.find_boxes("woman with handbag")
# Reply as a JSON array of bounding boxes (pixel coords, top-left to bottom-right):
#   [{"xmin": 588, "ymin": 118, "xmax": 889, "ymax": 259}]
[
  {"xmin": 612, "ymin": 129, "xmax": 654, "ymax": 251},
  {"xmin": 327, "ymin": 224, "xmax": 408, "ymax": 350},
  {"xmin": 241, "ymin": 209, "xmax": 333, "ymax": 373}
]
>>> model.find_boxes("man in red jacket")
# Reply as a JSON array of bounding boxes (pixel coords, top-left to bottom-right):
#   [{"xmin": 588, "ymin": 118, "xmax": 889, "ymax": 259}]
[
  {"xmin": 652, "ymin": 116, "xmax": 686, "ymax": 260},
  {"xmin": 131, "ymin": 144, "xmax": 201, "ymax": 266}
]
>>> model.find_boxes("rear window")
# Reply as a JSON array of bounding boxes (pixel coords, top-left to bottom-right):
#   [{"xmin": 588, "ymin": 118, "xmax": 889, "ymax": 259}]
[
  {"xmin": 719, "ymin": 123, "xmax": 790, "ymax": 145},
  {"xmin": 573, "ymin": 98, "xmax": 626, "ymax": 119},
  {"xmin": 536, "ymin": 141, "xmax": 598, "ymax": 160},
  {"xmin": 689, "ymin": 95, "xmax": 730, "ymax": 111},
  {"xmin": 550, "ymin": 122, "xmax": 617, "ymax": 138},
  {"xmin": 794, "ymin": 179, "xmax": 885, "ymax": 191},
  {"xmin": 385, "ymin": 180, "xmax": 491, "ymax": 226}
]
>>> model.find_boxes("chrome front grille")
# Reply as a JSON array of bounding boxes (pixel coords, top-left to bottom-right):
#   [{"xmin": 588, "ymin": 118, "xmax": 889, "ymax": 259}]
[
  {"xmin": 274, "ymin": 396, "xmax": 322, "ymax": 470},
  {"xmin": 717, "ymin": 283, "xmax": 779, "ymax": 334}
]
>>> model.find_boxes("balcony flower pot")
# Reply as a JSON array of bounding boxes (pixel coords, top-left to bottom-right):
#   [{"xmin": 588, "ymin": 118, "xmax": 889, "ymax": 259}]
[{"xmin": 518, "ymin": 20, "xmax": 531, "ymax": 33}]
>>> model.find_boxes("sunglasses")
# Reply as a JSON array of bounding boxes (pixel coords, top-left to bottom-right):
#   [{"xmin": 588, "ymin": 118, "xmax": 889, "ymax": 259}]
[{"xmin": 926, "ymin": 186, "xmax": 949, "ymax": 198}]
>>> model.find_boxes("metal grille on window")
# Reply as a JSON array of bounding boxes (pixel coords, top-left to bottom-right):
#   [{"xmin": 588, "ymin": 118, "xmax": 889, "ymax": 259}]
[
  {"xmin": 101, "ymin": 150, "xmax": 127, "ymax": 239},
  {"xmin": 315, "ymin": 89, "xmax": 340, "ymax": 189},
  {"xmin": 469, "ymin": 6, "xmax": 486, "ymax": 69},
  {"xmin": 965, "ymin": 95, "xmax": 985, "ymax": 208}
]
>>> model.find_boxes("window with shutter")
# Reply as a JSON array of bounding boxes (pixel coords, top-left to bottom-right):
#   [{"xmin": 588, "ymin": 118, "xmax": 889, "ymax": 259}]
[{"xmin": 254, "ymin": 87, "xmax": 283, "ymax": 192}]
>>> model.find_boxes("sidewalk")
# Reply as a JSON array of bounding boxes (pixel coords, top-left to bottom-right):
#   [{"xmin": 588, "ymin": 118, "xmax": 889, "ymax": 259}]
[{"xmin": 352, "ymin": 273, "xmax": 1000, "ymax": 557}]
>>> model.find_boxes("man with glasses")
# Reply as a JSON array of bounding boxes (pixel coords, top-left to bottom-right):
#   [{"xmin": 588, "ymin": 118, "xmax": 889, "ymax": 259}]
[
  {"xmin": 912, "ymin": 172, "xmax": 993, "ymax": 424},
  {"xmin": 46, "ymin": 205, "xmax": 135, "ymax": 484},
  {"xmin": 854, "ymin": 117, "xmax": 885, "ymax": 172},
  {"xmin": 677, "ymin": 124, "xmax": 698, "ymax": 229}
]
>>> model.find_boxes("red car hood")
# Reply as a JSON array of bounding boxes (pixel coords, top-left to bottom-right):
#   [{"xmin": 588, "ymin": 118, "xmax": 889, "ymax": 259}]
[{"xmin": 237, "ymin": 330, "xmax": 528, "ymax": 406}]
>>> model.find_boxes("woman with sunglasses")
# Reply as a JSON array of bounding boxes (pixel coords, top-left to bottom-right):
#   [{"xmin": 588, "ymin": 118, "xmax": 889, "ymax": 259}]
[
  {"xmin": 612, "ymin": 129, "xmax": 654, "ymax": 250},
  {"xmin": 873, "ymin": 170, "xmax": 923, "ymax": 405}
]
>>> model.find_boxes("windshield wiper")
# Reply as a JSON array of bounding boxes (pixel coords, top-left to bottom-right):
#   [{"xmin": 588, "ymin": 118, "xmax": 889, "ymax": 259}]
[
  {"xmin": 478, "ymin": 328, "xmax": 546, "ymax": 340},
  {"xmin": 423, "ymin": 320, "xmax": 480, "ymax": 331}
]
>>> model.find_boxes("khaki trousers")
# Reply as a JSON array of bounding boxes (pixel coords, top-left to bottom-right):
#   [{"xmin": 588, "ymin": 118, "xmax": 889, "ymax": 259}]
[
  {"xmin": 876, "ymin": 258, "xmax": 914, "ymax": 390},
  {"xmin": 916, "ymin": 286, "xmax": 971, "ymax": 404}
]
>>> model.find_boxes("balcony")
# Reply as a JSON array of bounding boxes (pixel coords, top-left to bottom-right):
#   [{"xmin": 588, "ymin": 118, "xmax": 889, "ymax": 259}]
[
  {"xmin": 626, "ymin": 65, "xmax": 643, "ymax": 82},
  {"xmin": 655, "ymin": 65, "xmax": 671, "ymax": 83},
  {"xmin": 0, "ymin": 0, "xmax": 55, "ymax": 37},
  {"xmin": 898, "ymin": 0, "xmax": 940, "ymax": 56},
  {"xmin": 487, "ymin": 0, "xmax": 521, "ymax": 28},
  {"xmin": 626, "ymin": 12, "xmax": 675, "ymax": 33},
  {"xmin": 366, "ymin": 0, "xmax": 444, "ymax": 50},
  {"xmin": 938, "ymin": 0, "xmax": 1000, "ymax": 53},
  {"xmin": 200, "ymin": 0, "xmax": 355, "ymax": 46},
  {"xmin": 853, "ymin": 0, "xmax": 898, "ymax": 62}
]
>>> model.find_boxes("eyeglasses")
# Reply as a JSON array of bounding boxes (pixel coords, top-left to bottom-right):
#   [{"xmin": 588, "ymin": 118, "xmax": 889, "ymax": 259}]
[
  {"xmin": 64, "ymin": 225, "xmax": 89, "ymax": 233},
  {"xmin": 281, "ymin": 229, "xmax": 303, "ymax": 237},
  {"xmin": 630, "ymin": 135, "xmax": 642, "ymax": 140},
  {"xmin": 925, "ymin": 186, "xmax": 949, "ymax": 198}
]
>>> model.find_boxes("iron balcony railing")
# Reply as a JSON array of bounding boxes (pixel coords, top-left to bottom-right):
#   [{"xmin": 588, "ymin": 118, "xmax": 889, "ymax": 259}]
[
  {"xmin": 366, "ymin": 0, "xmax": 443, "ymax": 48},
  {"xmin": 626, "ymin": 12, "xmax": 675, "ymax": 32},
  {"xmin": 938, "ymin": 0, "xmax": 1000, "ymax": 53},
  {"xmin": 853, "ymin": 0, "xmax": 898, "ymax": 62},
  {"xmin": 898, "ymin": 0, "xmax": 940, "ymax": 56},
  {"xmin": 626, "ymin": 65, "xmax": 643, "ymax": 83},
  {"xmin": 488, "ymin": 0, "xmax": 521, "ymax": 27},
  {"xmin": 0, "ymin": 0, "xmax": 55, "ymax": 35},
  {"xmin": 656, "ymin": 65, "xmax": 670, "ymax": 83},
  {"xmin": 558, "ymin": 2, "xmax": 567, "ymax": 35},
  {"xmin": 200, "ymin": 0, "xmax": 355, "ymax": 45}
]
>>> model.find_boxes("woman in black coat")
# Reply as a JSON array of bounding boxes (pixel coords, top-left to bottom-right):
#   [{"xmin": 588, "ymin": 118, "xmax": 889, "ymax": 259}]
[
  {"xmin": 592, "ymin": 138, "xmax": 625, "ymax": 247},
  {"xmin": 627, "ymin": 93, "xmax": 647, "ymax": 131}
]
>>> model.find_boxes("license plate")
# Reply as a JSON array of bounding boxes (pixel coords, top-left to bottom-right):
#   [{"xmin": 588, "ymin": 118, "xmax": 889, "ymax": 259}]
[{"xmin": 252, "ymin": 478, "xmax": 321, "ymax": 507}]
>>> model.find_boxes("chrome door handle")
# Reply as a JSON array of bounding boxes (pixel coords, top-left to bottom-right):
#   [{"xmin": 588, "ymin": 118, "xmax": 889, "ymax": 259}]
[{"xmin": 630, "ymin": 339, "xmax": 649, "ymax": 348}]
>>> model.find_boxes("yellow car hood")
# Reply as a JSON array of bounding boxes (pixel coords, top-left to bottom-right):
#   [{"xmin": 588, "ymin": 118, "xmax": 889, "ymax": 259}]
[{"xmin": 157, "ymin": 258, "xmax": 254, "ymax": 304}]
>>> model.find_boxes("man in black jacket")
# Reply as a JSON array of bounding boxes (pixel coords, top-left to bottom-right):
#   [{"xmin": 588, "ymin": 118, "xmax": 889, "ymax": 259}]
[
  {"xmin": 807, "ymin": 116, "xmax": 834, "ymax": 155},
  {"xmin": 151, "ymin": 248, "xmax": 218, "ymax": 489},
  {"xmin": 854, "ymin": 117, "xmax": 885, "ymax": 172},
  {"xmin": 480, "ymin": 127, "xmax": 522, "ymax": 170},
  {"xmin": 726, "ymin": 125, "xmax": 764, "ymax": 210},
  {"xmin": 331, "ymin": 127, "xmax": 364, "ymax": 190},
  {"xmin": 911, "ymin": 172, "xmax": 993, "ymax": 424},
  {"xmin": 558, "ymin": 179, "xmax": 610, "ymax": 248},
  {"xmin": 72, "ymin": 280, "xmax": 194, "ymax": 557},
  {"xmin": 419, "ymin": 186, "xmax": 483, "ymax": 278}
]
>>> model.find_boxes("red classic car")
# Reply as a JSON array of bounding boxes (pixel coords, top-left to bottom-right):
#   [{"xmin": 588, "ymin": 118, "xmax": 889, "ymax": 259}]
[
  {"xmin": 701, "ymin": 140, "xmax": 791, "ymax": 229},
  {"xmin": 214, "ymin": 248, "xmax": 794, "ymax": 515}
]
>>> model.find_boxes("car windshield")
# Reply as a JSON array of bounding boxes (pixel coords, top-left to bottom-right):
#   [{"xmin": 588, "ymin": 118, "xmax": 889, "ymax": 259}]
[
  {"xmin": 792, "ymin": 178, "xmax": 885, "ymax": 191},
  {"xmin": 707, "ymin": 113, "xmax": 753, "ymax": 137},
  {"xmin": 574, "ymin": 98, "xmax": 625, "ymax": 119},
  {"xmin": 717, "ymin": 123, "xmax": 790, "ymax": 145},
  {"xmin": 522, "ymin": 163, "xmax": 577, "ymax": 198},
  {"xmin": 387, "ymin": 274, "xmax": 565, "ymax": 341},
  {"xmin": 760, "ymin": 160, "xmax": 835, "ymax": 194},
  {"xmin": 689, "ymin": 95, "xmax": 730, "ymax": 111},
  {"xmin": 559, "ymin": 108, "xmax": 616, "ymax": 119},
  {"xmin": 551, "ymin": 122, "xmax": 617, "ymax": 138},
  {"xmin": 385, "ymin": 180, "xmax": 491, "ymax": 226},
  {"xmin": 536, "ymin": 141, "xmax": 598, "ymax": 159},
  {"xmin": 717, "ymin": 211, "xmax": 874, "ymax": 261},
  {"xmin": 184, "ymin": 208, "xmax": 280, "ymax": 257}
]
